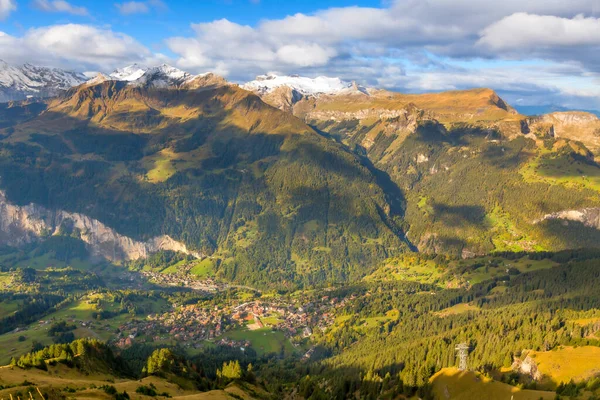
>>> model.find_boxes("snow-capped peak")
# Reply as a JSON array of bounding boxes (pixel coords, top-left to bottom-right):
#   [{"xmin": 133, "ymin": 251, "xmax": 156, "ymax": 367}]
[
  {"xmin": 0, "ymin": 60, "xmax": 87, "ymax": 103},
  {"xmin": 85, "ymin": 73, "xmax": 112, "ymax": 86},
  {"xmin": 242, "ymin": 74, "xmax": 368, "ymax": 96},
  {"xmin": 109, "ymin": 64, "xmax": 148, "ymax": 81},
  {"xmin": 128, "ymin": 64, "xmax": 194, "ymax": 88}
]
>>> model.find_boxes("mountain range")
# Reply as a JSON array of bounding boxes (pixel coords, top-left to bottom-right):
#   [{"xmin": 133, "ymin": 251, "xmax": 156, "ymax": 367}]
[
  {"xmin": 0, "ymin": 61, "xmax": 600, "ymax": 288},
  {"xmin": 0, "ymin": 61, "xmax": 87, "ymax": 102}
]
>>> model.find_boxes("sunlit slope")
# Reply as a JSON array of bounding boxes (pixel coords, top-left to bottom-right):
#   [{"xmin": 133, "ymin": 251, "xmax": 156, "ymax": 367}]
[
  {"xmin": 430, "ymin": 368, "xmax": 555, "ymax": 400},
  {"xmin": 0, "ymin": 365, "xmax": 266, "ymax": 400}
]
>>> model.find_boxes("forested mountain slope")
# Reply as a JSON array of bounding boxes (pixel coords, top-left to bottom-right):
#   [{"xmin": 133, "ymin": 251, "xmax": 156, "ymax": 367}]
[
  {"xmin": 248, "ymin": 80, "xmax": 600, "ymax": 257},
  {"xmin": 0, "ymin": 71, "xmax": 408, "ymax": 289}
]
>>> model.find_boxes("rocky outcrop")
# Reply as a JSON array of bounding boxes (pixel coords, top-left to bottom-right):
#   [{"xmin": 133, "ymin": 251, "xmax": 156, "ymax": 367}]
[
  {"xmin": 527, "ymin": 112, "xmax": 600, "ymax": 153},
  {"xmin": 0, "ymin": 191, "xmax": 202, "ymax": 262},
  {"xmin": 537, "ymin": 208, "xmax": 600, "ymax": 229},
  {"xmin": 512, "ymin": 355, "xmax": 542, "ymax": 381}
]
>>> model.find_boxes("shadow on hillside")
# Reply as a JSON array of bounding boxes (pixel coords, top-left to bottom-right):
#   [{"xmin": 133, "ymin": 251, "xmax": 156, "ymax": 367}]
[
  {"xmin": 0, "ymin": 101, "xmax": 47, "ymax": 129},
  {"xmin": 416, "ymin": 122, "xmax": 502, "ymax": 147},
  {"xmin": 0, "ymin": 85, "xmax": 409, "ymax": 287},
  {"xmin": 537, "ymin": 219, "xmax": 600, "ymax": 250},
  {"xmin": 360, "ymin": 155, "xmax": 406, "ymax": 217},
  {"xmin": 432, "ymin": 203, "xmax": 486, "ymax": 227},
  {"xmin": 480, "ymin": 144, "xmax": 526, "ymax": 169},
  {"xmin": 414, "ymin": 121, "xmax": 466, "ymax": 145},
  {"xmin": 534, "ymin": 152, "xmax": 600, "ymax": 179}
]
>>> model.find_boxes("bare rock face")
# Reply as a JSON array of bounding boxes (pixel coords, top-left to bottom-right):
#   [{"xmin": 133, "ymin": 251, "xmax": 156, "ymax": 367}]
[
  {"xmin": 537, "ymin": 208, "xmax": 600, "ymax": 229},
  {"xmin": 527, "ymin": 112, "xmax": 600, "ymax": 154},
  {"xmin": 512, "ymin": 355, "xmax": 542, "ymax": 381},
  {"xmin": 0, "ymin": 191, "xmax": 202, "ymax": 262},
  {"xmin": 183, "ymin": 73, "xmax": 229, "ymax": 90}
]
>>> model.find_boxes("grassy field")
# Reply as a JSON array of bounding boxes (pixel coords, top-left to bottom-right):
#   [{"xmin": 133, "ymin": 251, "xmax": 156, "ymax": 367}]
[
  {"xmin": 529, "ymin": 346, "xmax": 600, "ymax": 387},
  {"xmin": 364, "ymin": 255, "xmax": 444, "ymax": 285},
  {"xmin": 189, "ymin": 258, "xmax": 216, "ymax": 278},
  {"xmin": 0, "ymin": 364, "xmax": 264, "ymax": 399},
  {"xmin": 260, "ymin": 315, "xmax": 284, "ymax": 326},
  {"xmin": 222, "ymin": 328, "xmax": 295, "ymax": 357},
  {"xmin": 434, "ymin": 303, "xmax": 480, "ymax": 317},
  {"xmin": 520, "ymin": 147, "xmax": 600, "ymax": 193},
  {"xmin": 0, "ymin": 293, "xmax": 169, "ymax": 365},
  {"xmin": 356, "ymin": 310, "xmax": 399, "ymax": 330},
  {"xmin": 141, "ymin": 148, "xmax": 210, "ymax": 184},
  {"xmin": 572, "ymin": 317, "xmax": 600, "ymax": 326},
  {"xmin": 160, "ymin": 259, "xmax": 189, "ymax": 274},
  {"xmin": 0, "ymin": 299, "xmax": 20, "ymax": 318},
  {"xmin": 0, "ymin": 324, "xmax": 52, "ymax": 365},
  {"xmin": 484, "ymin": 206, "xmax": 543, "ymax": 252},
  {"xmin": 430, "ymin": 368, "xmax": 556, "ymax": 400},
  {"xmin": 365, "ymin": 255, "xmax": 558, "ymax": 287}
]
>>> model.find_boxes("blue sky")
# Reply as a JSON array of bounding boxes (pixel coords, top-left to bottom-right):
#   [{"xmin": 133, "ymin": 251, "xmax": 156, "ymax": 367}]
[
  {"xmin": 1, "ymin": 0, "xmax": 600, "ymax": 111},
  {"xmin": 3, "ymin": 1, "xmax": 379, "ymax": 44}
]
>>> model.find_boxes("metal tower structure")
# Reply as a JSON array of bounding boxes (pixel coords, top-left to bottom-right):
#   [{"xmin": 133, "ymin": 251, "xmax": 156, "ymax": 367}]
[{"xmin": 455, "ymin": 343, "xmax": 469, "ymax": 371}]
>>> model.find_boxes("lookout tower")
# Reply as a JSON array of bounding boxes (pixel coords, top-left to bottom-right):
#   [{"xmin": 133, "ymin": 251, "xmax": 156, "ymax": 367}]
[{"xmin": 455, "ymin": 343, "xmax": 469, "ymax": 371}]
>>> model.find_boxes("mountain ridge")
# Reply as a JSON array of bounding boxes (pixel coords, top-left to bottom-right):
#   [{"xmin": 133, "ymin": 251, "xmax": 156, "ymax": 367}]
[
  {"xmin": 0, "ymin": 60, "xmax": 87, "ymax": 102},
  {"xmin": 0, "ymin": 74, "xmax": 408, "ymax": 288},
  {"xmin": 1, "ymin": 63, "xmax": 600, "ymax": 275}
]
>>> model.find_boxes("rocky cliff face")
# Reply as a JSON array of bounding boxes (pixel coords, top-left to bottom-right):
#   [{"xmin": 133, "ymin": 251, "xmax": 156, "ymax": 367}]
[
  {"xmin": 538, "ymin": 208, "xmax": 600, "ymax": 229},
  {"xmin": 527, "ymin": 112, "xmax": 600, "ymax": 154},
  {"xmin": 0, "ymin": 191, "xmax": 202, "ymax": 262},
  {"xmin": 512, "ymin": 355, "xmax": 542, "ymax": 381}
]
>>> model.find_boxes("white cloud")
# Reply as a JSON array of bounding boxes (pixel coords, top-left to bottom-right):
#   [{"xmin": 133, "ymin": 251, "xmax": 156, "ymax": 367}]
[
  {"xmin": 479, "ymin": 13, "xmax": 600, "ymax": 51},
  {"xmin": 115, "ymin": 0, "xmax": 165, "ymax": 15},
  {"xmin": 115, "ymin": 1, "xmax": 148, "ymax": 15},
  {"xmin": 0, "ymin": 24, "xmax": 153, "ymax": 70},
  {"xmin": 4, "ymin": 0, "xmax": 600, "ymax": 110},
  {"xmin": 161, "ymin": 0, "xmax": 600, "ymax": 93},
  {"xmin": 276, "ymin": 44, "xmax": 336, "ymax": 67},
  {"xmin": 33, "ymin": 0, "xmax": 89, "ymax": 16},
  {"xmin": 0, "ymin": 0, "xmax": 17, "ymax": 20}
]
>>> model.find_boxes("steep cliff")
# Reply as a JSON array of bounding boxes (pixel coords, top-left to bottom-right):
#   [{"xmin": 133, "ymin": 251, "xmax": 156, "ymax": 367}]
[{"xmin": 0, "ymin": 191, "xmax": 202, "ymax": 262}]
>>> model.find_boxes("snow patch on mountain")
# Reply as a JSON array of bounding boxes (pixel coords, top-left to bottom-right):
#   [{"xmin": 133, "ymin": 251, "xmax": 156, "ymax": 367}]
[
  {"xmin": 243, "ymin": 74, "xmax": 368, "ymax": 96},
  {"xmin": 110, "ymin": 64, "xmax": 148, "ymax": 81},
  {"xmin": 131, "ymin": 64, "xmax": 195, "ymax": 88},
  {"xmin": 0, "ymin": 60, "xmax": 87, "ymax": 103},
  {"xmin": 109, "ymin": 64, "xmax": 203, "ymax": 88}
]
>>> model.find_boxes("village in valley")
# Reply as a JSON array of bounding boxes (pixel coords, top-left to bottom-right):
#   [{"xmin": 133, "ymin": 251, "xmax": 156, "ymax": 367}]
[
  {"xmin": 0, "ymin": 261, "xmax": 353, "ymax": 364},
  {"xmin": 0, "ymin": 251, "xmax": 376, "ymax": 369},
  {"xmin": 111, "ymin": 292, "xmax": 341, "ymax": 356}
]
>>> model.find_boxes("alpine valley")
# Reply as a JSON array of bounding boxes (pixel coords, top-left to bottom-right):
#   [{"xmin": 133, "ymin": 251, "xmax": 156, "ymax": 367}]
[{"xmin": 1, "ymin": 61, "xmax": 600, "ymax": 400}]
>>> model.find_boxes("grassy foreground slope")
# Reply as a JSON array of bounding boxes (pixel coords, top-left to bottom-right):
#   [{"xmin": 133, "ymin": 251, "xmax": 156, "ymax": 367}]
[
  {"xmin": 430, "ymin": 368, "xmax": 555, "ymax": 400},
  {"xmin": 0, "ymin": 365, "xmax": 266, "ymax": 400},
  {"xmin": 529, "ymin": 346, "xmax": 600, "ymax": 388}
]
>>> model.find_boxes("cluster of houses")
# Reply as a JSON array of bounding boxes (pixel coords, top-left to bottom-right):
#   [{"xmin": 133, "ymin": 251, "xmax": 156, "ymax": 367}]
[
  {"xmin": 141, "ymin": 271, "xmax": 223, "ymax": 292},
  {"xmin": 112, "ymin": 303, "xmax": 230, "ymax": 348},
  {"xmin": 108, "ymin": 293, "xmax": 347, "ymax": 352}
]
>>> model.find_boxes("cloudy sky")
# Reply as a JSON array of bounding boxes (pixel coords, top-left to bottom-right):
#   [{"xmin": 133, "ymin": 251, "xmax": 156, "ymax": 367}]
[{"xmin": 1, "ymin": 0, "xmax": 600, "ymax": 111}]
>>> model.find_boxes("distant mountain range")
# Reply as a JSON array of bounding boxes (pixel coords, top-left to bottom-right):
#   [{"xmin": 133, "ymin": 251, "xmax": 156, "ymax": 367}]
[
  {"xmin": 1, "ymin": 62, "xmax": 600, "ymax": 288},
  {"xmin": 2, "ymin": 59, "xmax": 599, "ymax": 118},
  {"xmin": 515, "ymin": 104, "xmax": 600, "ymax": 118},
  {"xmin": 0, "ymin": 60, "xmax": 87, "ymax": 102}
]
